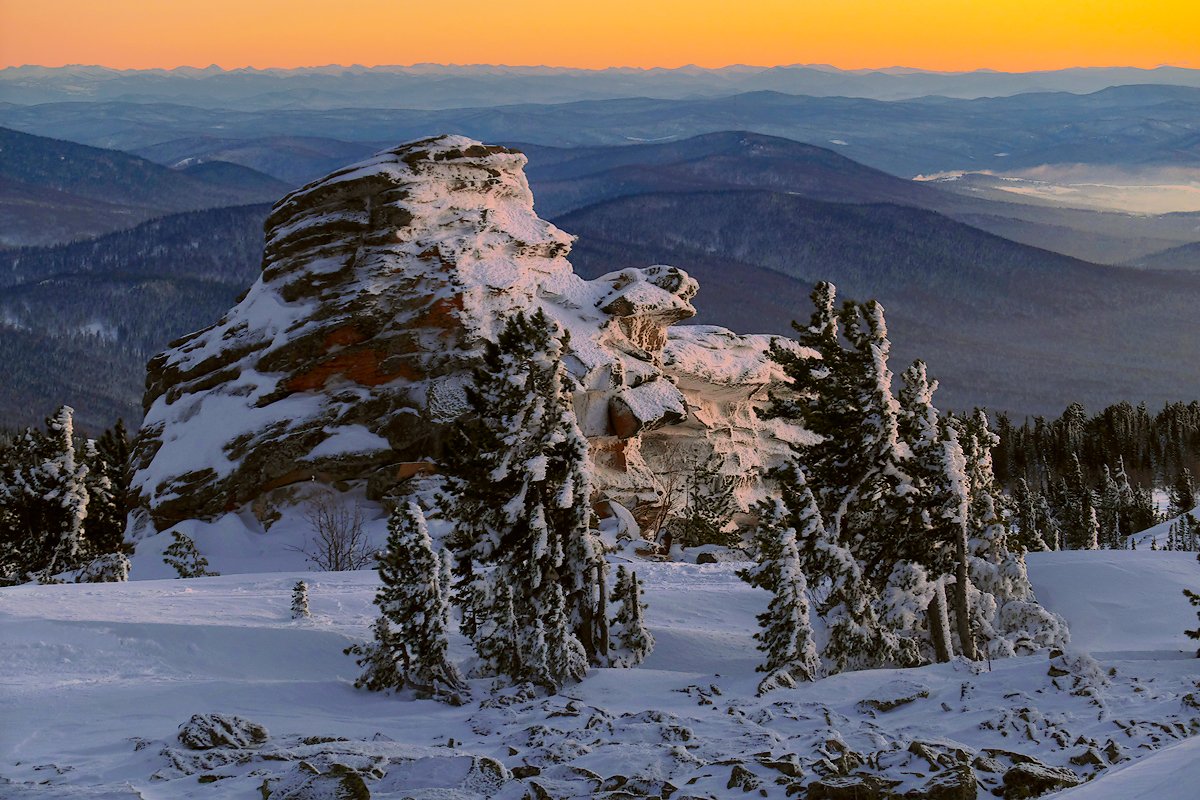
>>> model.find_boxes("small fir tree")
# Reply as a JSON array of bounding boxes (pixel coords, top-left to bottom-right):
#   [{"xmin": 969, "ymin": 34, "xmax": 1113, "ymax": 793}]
[
  {"xmin": 609, "ymin": 565, "xmax": 654, "ymax": 668},
  {"xmin": 75, "ymin": 552, "xmax": 131, "ymax": 583},
  {"xmin": 83, "ymin": 420, "xmax": 131, "ymax": 558},
  {"xmin": 360, "ymin": 501, "xmax": 464, "ymax": 698},
  {"xmin": 345, "ymin": 618, "xmax": 405, "ymax": 692},
  {"xmin": 473, "ymin": 577, "xmax": 520, "ymax": 679},
  {"xmin": 162, "ymin": 531, "xmax": 216, "ymax": 578},
  {"xmin": 740, "ymin": 497, "xmax": 821, "ymax": 691},
  {"xmin": 678, "ymin": 454, "xmax": 738, "ymax": 548},
  {"xmin": 291, "ymin": 580, "xmax": 311, "ymax": 619}
]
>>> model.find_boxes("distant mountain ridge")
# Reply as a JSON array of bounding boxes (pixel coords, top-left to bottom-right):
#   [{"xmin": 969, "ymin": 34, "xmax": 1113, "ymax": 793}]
[
  {"xmin": 518, "ymin": 132, "xmax": 1200, "ymax": 264},
  {"xmin": 3, "ymin": 63, "xmax": 1199, "ymax": 109},
  {"xmin": 3, "ymin": 131, "xmax": 1198, "ymax": 428},
  {"xmin": 3, "ymin": 85, "xmax": 1197, "ymax": 179},
  {"xmin": 0, "ymin": 127, "xmax": 289, "ymax": 247}
]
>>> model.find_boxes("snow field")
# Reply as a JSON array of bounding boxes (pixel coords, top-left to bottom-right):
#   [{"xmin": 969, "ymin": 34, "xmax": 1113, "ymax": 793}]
[{"xmin": 0, "ymin": 550, "xmax": 1197, "ymax": 798}]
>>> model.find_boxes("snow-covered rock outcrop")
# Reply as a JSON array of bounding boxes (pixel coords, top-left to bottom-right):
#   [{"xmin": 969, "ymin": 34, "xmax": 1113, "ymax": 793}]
[{"xmin": 129, "ymin": 135, "xmax": 805, "ymax": 536}]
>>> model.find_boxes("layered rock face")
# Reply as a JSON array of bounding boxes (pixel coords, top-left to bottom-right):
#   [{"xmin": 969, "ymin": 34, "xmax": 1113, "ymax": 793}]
[{"xmin": 130, "ymin": 135, "xmax": 806, "ymax": 536}]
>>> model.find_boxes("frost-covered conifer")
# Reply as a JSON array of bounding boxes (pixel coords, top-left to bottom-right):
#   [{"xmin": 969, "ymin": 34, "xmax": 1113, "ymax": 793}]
[
  {"xmin": 345, "ymin": 617, "xmax": 405, "ymax": 693},
  {"xmin": 291, "ymin": 580, "xmax": 310, "ymax": 619},
  {"xmin": 1083, "ymin": 502, "xmax": 1101, "ymax": 551},
  {"xmin": 75, "ymin": 552, "xmax": 131, "ymax": 583},
  {"xmin": 438, "ymin": 549, "xmax": 454, "ymax": 628},
  {"xmin": 740, "ymin": 498, "xmax": 820, "ymax": 690},
  {"xmin": 534, "ymin": 582, "xmax": 588, "ymax": 690},
  {"xmin": 362, "ymin": 502, "xmax": 464, "ymax": 698},
  {"xmin": 1011, "ymin": 479, "xmax": 1051, "ymax": 553},
  {"xmin": 768, "ymin": 287, "xmax": 907, "ymax": 575},
  {"xmin": 960, "ymin": 411, "xmax": 1067, "ymax": 657},
  {"xmin": 83, "ymin": 420, "xmax": 130, "ymax": 558},
  {"xmin": 831, "ymin": 300, "xmax": 915, "ymax": 582},
  {"xmin": 878, "ymin": 560, "xmax": 931, "ymax": 667},
  {"xmin": 678, "ymin": 455, "xmax": 738, "ymax": 548},
  {"xmin": 1170, "ymin": 468, "xmax": 1197, "ymax": 518},
  {"xmin": 0, "ymin": 407, "xmax": 91, "ymax": 582},
  {"xmin": 41, "ymin": 406, "xmax": 88, "ymax": 576},
  {"xmin": 162, "ymin": 531, "xmax": 216, "ymax": 578},
  {"xmin": 897, "ymin": 361, "xmax": 964, "ymax": 661},
  {"xmin": 473, "ymin": 578, "xmax": 520, "ymax": 679},
  {"xmin": 610, "ymin": 565, "xmax": 654, "ymax": 668},
  {"xmin": 441, "ymin": 309, "xmax": 605, "ymax": 688},
  {"xmin": 1097, "ymin": 466, "xmax": 1123, "ymax": 549}
]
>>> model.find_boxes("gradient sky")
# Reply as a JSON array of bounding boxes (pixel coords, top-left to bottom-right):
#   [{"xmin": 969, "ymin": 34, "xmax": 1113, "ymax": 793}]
[{"xmin": 1, "ymin": 0, "xmax": 1197, "ymax": 71}]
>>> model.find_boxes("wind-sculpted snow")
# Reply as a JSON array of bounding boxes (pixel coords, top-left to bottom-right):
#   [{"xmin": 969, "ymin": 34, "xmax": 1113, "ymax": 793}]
[
  {"xmin": 129, "ymin": 134, "xmax": 802, "ymax": 541},
  {"xmin": 1, "ymin": 551, "xmax": 1197, "ymax": 799}
]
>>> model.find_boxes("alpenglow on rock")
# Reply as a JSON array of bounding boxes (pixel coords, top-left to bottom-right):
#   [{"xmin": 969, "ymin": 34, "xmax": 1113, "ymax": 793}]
[{"xmin": 129, "ymin": 135, "xmax": 807, "ymax": 537}]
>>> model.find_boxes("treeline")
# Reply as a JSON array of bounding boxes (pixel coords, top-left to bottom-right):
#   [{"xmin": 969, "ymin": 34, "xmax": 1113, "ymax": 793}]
[
  {"xmin": 0, "ymin": 407, "xmax": 132, "ymax": 584},
  {"xmin": 994, "ymin": 400, "xmax": 1200, "ymax": 491},
  {"xmin": 993, "ymin": 401, "xmax": 1200, "ymax": 550}
]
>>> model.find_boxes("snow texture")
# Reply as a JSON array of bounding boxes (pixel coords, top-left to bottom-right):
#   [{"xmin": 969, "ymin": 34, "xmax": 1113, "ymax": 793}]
[{"xmin": 2, "ymin": 548, "xmax": 1198, "ymax": 798}]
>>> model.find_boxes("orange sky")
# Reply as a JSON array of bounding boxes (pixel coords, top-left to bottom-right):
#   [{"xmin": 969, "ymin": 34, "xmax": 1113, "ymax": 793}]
[{"xmin": 1, "ymin": 0, "xmax": 1197, "ymax": 72}]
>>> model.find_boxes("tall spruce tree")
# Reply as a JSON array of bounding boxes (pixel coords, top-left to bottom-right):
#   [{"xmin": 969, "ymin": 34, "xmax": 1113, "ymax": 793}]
[
  {"xmin": 897, "ymin": 360, "xmax": 964, "ymax": 662},
  {"xmin": 0, "ymin": 407, "xmax": 90, "ymax": 582},
  {"xmin": 441, "ymin": 309, "xmax": 605, "ymax": 689},
  {"xmin": 1170, "ymin": 468, "xmax": 1197, "ymax": 518},
  {"xmin": 83, "ymin": 420, "xmax": 131, "ymax": 557},
  {"xmin": 960, "ymin": 411, "xmax": 1066, "ymax": 657}
]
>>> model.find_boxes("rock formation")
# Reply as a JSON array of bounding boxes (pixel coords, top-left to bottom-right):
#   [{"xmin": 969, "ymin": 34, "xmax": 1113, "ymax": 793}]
[{"xmin": 129, "ymin": 135, "xmax": 807, "ymax": 539}]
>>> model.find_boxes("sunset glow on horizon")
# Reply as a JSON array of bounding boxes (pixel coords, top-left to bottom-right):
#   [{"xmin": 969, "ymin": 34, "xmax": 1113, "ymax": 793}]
[{"xmin": 1, "ymin": 0, "xmax": 1197, "ymax": 73}]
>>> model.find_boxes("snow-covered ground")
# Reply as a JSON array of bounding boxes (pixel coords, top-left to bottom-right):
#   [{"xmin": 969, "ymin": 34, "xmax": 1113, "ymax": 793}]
[{"xmin": 2, "ymin": 551, "xmax": 1198, "ymax": 798}]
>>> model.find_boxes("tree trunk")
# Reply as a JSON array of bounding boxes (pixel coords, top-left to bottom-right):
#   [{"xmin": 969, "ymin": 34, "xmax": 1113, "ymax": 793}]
[
  {"xmin": 927, "ymin": 580, "xmax": 952, "ymax": 662},
  {"xmin": 955, "ymin": 527, "xmax": 977, "ymax": 660}
]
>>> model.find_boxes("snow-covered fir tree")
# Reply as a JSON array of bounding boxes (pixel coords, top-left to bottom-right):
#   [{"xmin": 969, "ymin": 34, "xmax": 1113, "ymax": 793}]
[
  {"xmin": 1097, "ymin": 465, "xmax": 1124, "ymax": 549},
  {"xmin": 896, "ymin": 361, "xmax": 967, "ymax": 662},
  {"xmin": 959, "ymin": 411, "xmax": 1067, "ymax": 657},
  {"xmin": 1010, "ymin": 478, "xmax": 1052, "ymax": 553},
  {"xmin": 740, "ymin": 495, "xmax": 821, "ymax": 691},
  {"xmin": 678, "ymin": 454, "xmax": 738, "ymax": 548},
  {"xmin": 75, "ymin": 552, "xmax": 131, "ymax": 583},
  {"xmin": 0, "ymin": 406, "xmax": 90, "ymax": 582},
  {"xmin": 1170, "ymin": 468, "xmax": 1197, "ymax": 518},
  {"xmin": 828, "ymin": 300, "xmax": 916, "ymax": 585},
  {"xmin": 291, "ymin": 580, "xmax": 310, "ymax": 619},
  {"xmin": 441, "ymin": 309, "xmax": 607, "ymax": 689},
  {"xmin": 609, "ymin": 565, "xmax": 654, "ymax": 668},
  {"xmin": 82, "ymin": 420, "xmax": 131, "ymax": 559},
  {"xmin": 162, "ymin": 531, "xmax": 217, "ymax": 578},
  {"xmin": 356, "ymin": 501, "xmax": 464, "ymax": 699},
  {"xmin": 345, "ymin": 617, "xmax": 405, "ymax": 693},
  {"xmin": 765, "ymin": 284, "xmax": 1067, "ymax": 672},
  {"xmin": 534, "ymin": 582, "xmax": 588, "ymax": 690},
  {"xmin": 438, "ymin": 549, "xmax": 454, "ymax": 628},
  {"xmin": 473, "ymin": 578, "xmax": 520, "ymax": 680}
]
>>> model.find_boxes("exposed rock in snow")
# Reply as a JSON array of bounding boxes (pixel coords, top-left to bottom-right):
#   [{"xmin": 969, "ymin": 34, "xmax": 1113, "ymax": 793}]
[
  {"xmin": 177, "ymin": 713, "xmax": 269, "ymax": 750},
  {"xmin": 129, "ymin": 135, "xmax": 804, "ymax": 540}
]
